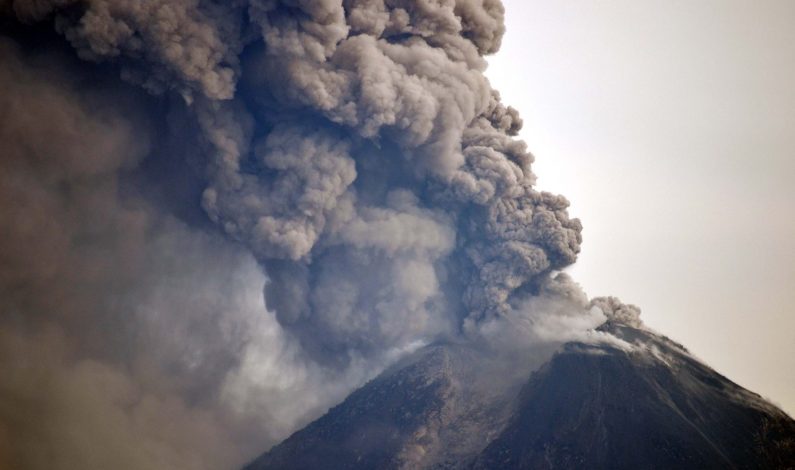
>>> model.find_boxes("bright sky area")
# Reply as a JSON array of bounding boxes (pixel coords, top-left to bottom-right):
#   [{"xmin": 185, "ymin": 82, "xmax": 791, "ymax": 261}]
[{"xmin": 487, "ymin": 0, "xmax": 795, "ymax": 415}]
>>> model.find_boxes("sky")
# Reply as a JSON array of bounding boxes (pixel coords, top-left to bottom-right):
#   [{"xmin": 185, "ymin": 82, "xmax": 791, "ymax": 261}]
[{"xmin": 488, "ymin": 0, "xmax": 795, "ymax": 415}]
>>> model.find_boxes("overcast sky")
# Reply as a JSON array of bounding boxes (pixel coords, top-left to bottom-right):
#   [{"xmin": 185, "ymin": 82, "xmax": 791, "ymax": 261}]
[{"xmin": 488, "ymin": 0, "xmax": 795, "ymax": 415}]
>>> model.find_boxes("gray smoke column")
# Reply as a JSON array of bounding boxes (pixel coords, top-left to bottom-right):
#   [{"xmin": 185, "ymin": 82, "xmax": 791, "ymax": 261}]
[
  {"xmin": 199, "ymin": 0, "xmax": 583, "ymax": 359},
  {"xmin": 0, "ymin": 1, "xmax": 604, "ymax": 468}
]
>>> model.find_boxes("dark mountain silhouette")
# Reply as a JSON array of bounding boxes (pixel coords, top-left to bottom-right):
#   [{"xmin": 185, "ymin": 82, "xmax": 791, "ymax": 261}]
[{"xmin": 245, "ymin": 322, "xmax": 795, "ymax": 469}]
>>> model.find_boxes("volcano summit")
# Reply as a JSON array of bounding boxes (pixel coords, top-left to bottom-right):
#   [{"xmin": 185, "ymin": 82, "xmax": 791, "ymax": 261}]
[{"xmin": 245, "ymin": 315, "xmax": 795, "ymax": 469}]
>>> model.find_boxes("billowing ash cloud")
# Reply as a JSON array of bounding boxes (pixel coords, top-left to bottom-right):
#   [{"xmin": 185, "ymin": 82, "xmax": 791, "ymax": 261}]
[
  {"xmin": 0, "ymin": 1, "xmax": 623, "ymax": 468},
  {"xmin": 195, "ymin": 0, "xmax": 583, "ymax": 359}
]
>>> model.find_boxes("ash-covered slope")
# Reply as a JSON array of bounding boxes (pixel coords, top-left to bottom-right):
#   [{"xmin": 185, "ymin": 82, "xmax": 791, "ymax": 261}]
[
  {"xmin": 244, "ymin": 342, "xmax": 533, "ymax": 469},
  {"xmin": 245, "ymin": 324, "xmax": 795, "ymax": 470},
  {"xmin": 244, "ymin": 345, "xmax": 459, "ymax": 470}
]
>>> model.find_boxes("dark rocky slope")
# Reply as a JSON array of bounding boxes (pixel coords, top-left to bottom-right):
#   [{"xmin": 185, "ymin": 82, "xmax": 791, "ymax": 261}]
[
  {"xmin": 473, "ymin": 324, "xmax": 795, "ymax": 469},
  {"xmin": 245, "ymin": 324, "xmax": 795, "ymax": 469}
]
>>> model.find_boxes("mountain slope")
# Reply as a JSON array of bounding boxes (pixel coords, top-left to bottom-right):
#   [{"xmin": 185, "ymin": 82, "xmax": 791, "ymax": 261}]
[
  {"xmin": 245, "ymin": 346, "xmax": 456, "ymax": 469},
  {"xmin": 244, "ymin": 343, "xmax": 531, "ymax": 469},
  {"xmin": 474, "ymin": 323, "xmax": 795, "ymax": 469},
  {"xmin": 245, "ymin": 323, "xmax": 795, "ymax": 469}
]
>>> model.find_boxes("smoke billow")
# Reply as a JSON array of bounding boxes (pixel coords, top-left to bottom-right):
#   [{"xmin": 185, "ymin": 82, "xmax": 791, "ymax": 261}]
[{"xmin": 0, "ymin": 1, "xmax": 634, "ymax": 468}]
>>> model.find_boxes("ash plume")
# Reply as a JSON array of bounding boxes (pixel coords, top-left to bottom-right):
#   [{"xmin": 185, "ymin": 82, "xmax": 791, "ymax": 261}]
[
  {"xmin": 198, "ymin": 0, "xmax": 583, "ymax": 358},
  {"xmin": 0, "ymin": 1, "xmax": 621, "ymax": 468}
]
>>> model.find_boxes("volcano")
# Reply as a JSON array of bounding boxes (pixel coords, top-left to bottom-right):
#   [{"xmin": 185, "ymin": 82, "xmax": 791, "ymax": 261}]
[{"xmin": 245, "ymin": 320, "xmax": 795, "ymax": 469}]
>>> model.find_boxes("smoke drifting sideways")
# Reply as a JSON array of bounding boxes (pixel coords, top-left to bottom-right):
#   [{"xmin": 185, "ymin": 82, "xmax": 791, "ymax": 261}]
[{"xmin": 0, "ymin": 1, "xmax": 638, "ymax": 468}]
